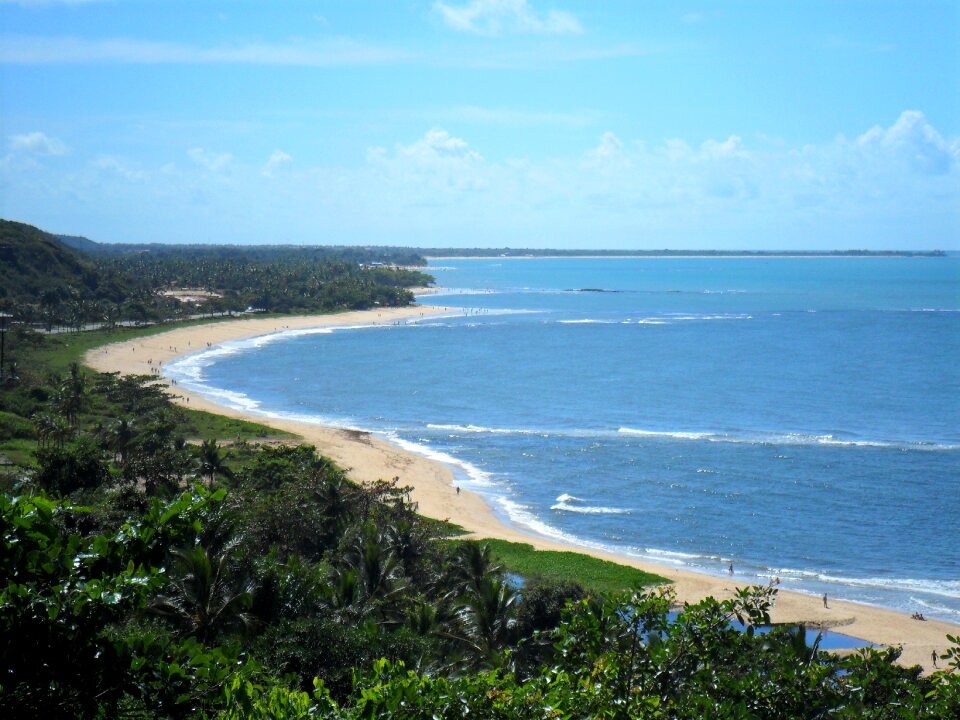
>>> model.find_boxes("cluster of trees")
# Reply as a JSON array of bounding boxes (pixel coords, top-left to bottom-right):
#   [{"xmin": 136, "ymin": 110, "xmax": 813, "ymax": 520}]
[
  {"xmin": 61, "ymin": 237, "xmax": 427, "ymax": 267},
  {"xmin": 0, "ymin": 220, "xmax": 432, "ymax": 330},
  {"xmin": 101, "ymin": 253, "xmax": 431, "ymax": 315},
  {"xmin": 1, "ymin": 328, "xmax": 958, "ymax": 718}
]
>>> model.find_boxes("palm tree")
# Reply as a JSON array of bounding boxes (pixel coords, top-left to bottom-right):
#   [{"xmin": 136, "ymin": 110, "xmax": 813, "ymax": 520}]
[
  {"xmin": 54, "ymin": 362, "xmax": 87, "ymax": 429},
  {"xmin": 33, "ymin": 412, "xmax": 70, "ymax": 451},
  {"xmin": 103, "ymin": 417, "xmax": 135, "ymax": 466},
  {"xmin": 454, "ymin": 576, "xmax": 518, "ymax": 667},
  {"xmin": 353, "ymin": 531, "xmax": 407, "ymax": 607},
  {"xmin": 196, "ymin": 439, "xmax": 232, "ymax": 487},
  {"xmin": 329, "ymin": 566, "xmax": 362, "ymax": 612},
  {"xmin": 315, "ymin": 472, "xmax": 355, "ymax": 547},
  {"xmin": 149, "ymin": 542, "xmax": 255, "ymax": 642},
  {"xmin": 448, "ymin": 542, "xmax": 503, "ymax": 596},
  {"xmin": 330, "ymin": 526, "xmax": 408, "ymax": 620}
]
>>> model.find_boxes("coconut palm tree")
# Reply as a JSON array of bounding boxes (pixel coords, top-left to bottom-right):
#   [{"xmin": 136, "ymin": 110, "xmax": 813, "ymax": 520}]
[
  {"xmin": 454, "ymin": 576, "xmax": 518, "ymax": 667},
  {"xmin": 149, "ymin": 541, "xmax": 255, "ymax": 642},
  {"xmin": 103, "ymin": 417, "xmax": 135, "ymax": 467},
  {"xmin": 196, "ymin": 439, "xmax": 232, "ymax": 487},
  {"xmin": 330, "ymin": 526, "xmax": 408, "ymax": 621},
  {"xmin": 33, "ymin": 412, "xmax": 70, "ymax": 451},
  {"xmin": 51, "ymin": 363, "xmax": 87, "ymax": 430},
  {"xmin": 448, "ymin": 542, "xmax": 503, "ymax": 596}
]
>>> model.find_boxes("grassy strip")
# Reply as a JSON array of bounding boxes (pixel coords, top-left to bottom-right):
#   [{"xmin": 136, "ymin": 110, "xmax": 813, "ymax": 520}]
[
  {"xmin": 461, "ymin": 538, "xmax": 670, "ymax": 594},
  {"xmin": 419, "ymin": 516, "xmax": 470, "ymax": 537},
  {"xmin": 177, "ymin": 408, "xmax": 296, "ymax": 443}
]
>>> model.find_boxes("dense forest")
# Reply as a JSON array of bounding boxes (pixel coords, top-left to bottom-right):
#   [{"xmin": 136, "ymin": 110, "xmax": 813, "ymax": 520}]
[
  {"xmin": 0, "ymin": 220, "xmax": 432, "ymax": 329},
  {"xmin": 0, "ymin": 320, "xmax": 957, "ymax": 717},
  {"xmin": 57, "ymin": 235, "xmax": 427, "ymax": 267}
]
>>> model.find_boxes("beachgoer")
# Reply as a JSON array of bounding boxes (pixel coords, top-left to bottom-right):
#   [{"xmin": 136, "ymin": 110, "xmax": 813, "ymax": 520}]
[
  {"xmin": 932, "ymin": 650, "xmax": 938, "ymax": 668},
  {"xmin": 728, "ymin": 562, "xmax": 734, "ymax": 575},
  {"xmin": 823, "ymin": 593, "xmax": 829, "ymax": 609},
  {"xmin": 456, "ymin": 486, "xmax": 460, "ymax": 495}
]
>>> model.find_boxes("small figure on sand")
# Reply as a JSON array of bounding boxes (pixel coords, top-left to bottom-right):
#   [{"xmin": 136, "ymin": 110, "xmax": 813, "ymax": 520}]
[
  {"xmin": 912, "ymin": 612, "xmax": 927, "ymax": 621},
  {"xmin": 932, "ymin": 650, "xmax": 938, "ymax": 668},
  {"xmin": 728, "ymin": 562, "xmax": 734, "ymax": 575},
  {"xmin": 822, "ymin": 593, "xmax": 829, "ymax": 609},
  {"xmin": 456, "ymin": 486, "xmax": 460, "ymax": 495}
]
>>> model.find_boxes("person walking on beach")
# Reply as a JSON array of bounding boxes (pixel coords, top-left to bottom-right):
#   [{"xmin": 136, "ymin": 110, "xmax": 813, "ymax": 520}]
[
  {"xmin": 931, "ymin": 650, "xmax": 938, "ymax": 668},
  {"xmin": 728, "ymin": 562, "xmax": 734, "ymax": 575},
  {"xmin": 823, "ymin": 593, "xmax": 829, "ymax": 609}
]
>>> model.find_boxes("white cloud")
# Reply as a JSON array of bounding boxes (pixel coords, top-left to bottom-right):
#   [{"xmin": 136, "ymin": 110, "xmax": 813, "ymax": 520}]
[
  {"xmin": 396, "ymin": 128, "xmax": 483, "ymax": 162},
  {"xmin": 93, "ymin": 156, "xmax": 146, "ymax": 181},
  {"xmin": 433, "ymin": 0, "xmax": 583, "ymax": 36},
  {"xmin": 591, "ymin": 131, "xmax": 623, "ymax": 158},
  {"xmin": 699, "ymin": 135, "xmax": 745, "ymax": 160},
  {"xmin": 856, "ymin": 110, "xmax": 958, "ymax": 175},
  {"xmin": 367, "ymin": 129, "xmax": 487, "ymax": 194},
  {"xmin": 262, "ymin": 149, "xmax": 292, "ymax": 177},
  {"xmin": 187, "ymin": 147, "xmax": 232, "ymax": 172},
  {"xmin": 9, "ymin": 131, "xmax": 68, "ymax": 155}
]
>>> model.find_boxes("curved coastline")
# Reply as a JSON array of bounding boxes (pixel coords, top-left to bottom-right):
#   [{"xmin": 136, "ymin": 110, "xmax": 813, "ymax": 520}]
[{"xmin": 83, "ymin": 303, "xmax": 955, "ymax": 672}]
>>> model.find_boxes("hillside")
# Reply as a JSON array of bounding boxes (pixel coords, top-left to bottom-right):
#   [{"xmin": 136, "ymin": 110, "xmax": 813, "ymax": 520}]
[
  {"xmin": 0, "ymin": 220, "xmax": 136, "ymax": 313},
  {"xmin": 55, "ymin": 233, "xmax": 102, "ymax": 253}
]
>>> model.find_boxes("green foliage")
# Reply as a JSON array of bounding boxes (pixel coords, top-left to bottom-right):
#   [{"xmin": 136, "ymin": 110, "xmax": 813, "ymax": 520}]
[
  {"xmin": 329, "ymin": 588, "xmax": 960, "ymax": 720},
  {"xmin": 0, "ymin": 488, "xmax": 222, "ymax": 717},
  {"xmin": 220, "ymin": 676, "xmax": 338, "ymax": 719},
  {"xmin": 149, "ymin": 540, "xmax": 255, "ymax": 642},
  {"xmin": 119, "ymin": 630, "xmax": 259, "ymax": 718},
  {"xmin": 0, "ymin": 410, "xmax": 35, "ymax": 441},
  {"xmin": 255, "ymin": 618, "xmax": 431, "ymax": 701},
  {"xmin": 34, "ymin": 435, "xmax": 110, "ymax": 494}
]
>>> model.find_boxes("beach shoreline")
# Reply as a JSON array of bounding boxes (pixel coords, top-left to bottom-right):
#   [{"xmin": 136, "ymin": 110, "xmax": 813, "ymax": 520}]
[{"xmin": 83, "ymin": 303, "xmax": 955, "ymax": 672}]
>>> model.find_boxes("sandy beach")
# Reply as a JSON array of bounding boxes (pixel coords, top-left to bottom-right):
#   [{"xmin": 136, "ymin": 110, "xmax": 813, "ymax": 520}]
[{"xmin": 84, "ymin": 304, "xmax": 956, "ymax": 672}]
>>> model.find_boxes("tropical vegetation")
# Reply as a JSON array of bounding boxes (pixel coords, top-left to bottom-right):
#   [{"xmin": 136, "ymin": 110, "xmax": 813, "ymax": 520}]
[{"xmin": 1, "ymin": 219, "xmax": 432, "ymax": 329}]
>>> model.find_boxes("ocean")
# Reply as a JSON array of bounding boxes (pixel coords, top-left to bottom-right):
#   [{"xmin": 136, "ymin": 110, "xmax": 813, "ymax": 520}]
[{"xmin": 167, "ymin": 256, "xmax": 960, "ymax": 622}]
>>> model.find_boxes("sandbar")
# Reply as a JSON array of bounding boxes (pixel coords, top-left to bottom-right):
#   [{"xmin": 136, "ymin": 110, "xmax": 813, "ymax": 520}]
[{"xmin": 84, "ymin": 303, "xmax": 955, "ymax": 672}]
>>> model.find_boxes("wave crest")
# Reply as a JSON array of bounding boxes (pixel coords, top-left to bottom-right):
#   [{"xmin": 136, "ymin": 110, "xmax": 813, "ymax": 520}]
[{"xmin": 551, "ymin": 493, "xmax": 630, "ymax": 515}]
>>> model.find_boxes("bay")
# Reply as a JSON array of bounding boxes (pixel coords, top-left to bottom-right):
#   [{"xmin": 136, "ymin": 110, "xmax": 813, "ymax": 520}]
[{"xmin": 168, "ymin": 256, "xmax": 960, "ymax": 621}]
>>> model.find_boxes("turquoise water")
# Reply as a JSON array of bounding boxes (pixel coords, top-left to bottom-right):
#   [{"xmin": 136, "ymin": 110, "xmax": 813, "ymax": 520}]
[{"xmin": 168, "ymin": 257, "xmax": 960, "ymax": 622}]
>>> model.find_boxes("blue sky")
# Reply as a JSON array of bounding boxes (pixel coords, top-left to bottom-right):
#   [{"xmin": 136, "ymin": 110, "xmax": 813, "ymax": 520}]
[{"xmin": 1, "ymin": 0, "xmax": 957, "ymax": 249}]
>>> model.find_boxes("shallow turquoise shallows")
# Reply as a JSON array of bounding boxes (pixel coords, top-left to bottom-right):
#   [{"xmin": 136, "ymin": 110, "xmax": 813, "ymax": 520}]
[{"xmin": 168, "ymin": 256, "xmax": 960, "ymax": 622}]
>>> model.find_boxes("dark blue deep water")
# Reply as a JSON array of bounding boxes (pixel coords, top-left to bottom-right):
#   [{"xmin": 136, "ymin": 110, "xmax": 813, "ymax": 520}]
[{"xmin": 168, "ymin": 257, "xmax": 960, "ymax": 621}]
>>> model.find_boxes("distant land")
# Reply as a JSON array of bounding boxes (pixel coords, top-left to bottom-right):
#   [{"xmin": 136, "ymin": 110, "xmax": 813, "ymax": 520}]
[
  {"xmin": 53, "ymin": 235, "xmax": 946, "ymax": 260},
  {"xmin": 419, "ymin": 248, "xmax": 948, "ymax": 258}
]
